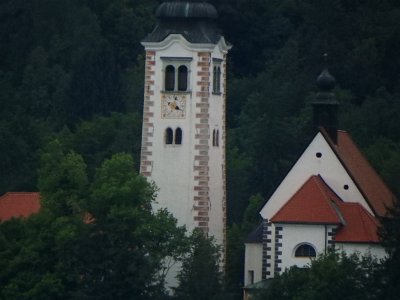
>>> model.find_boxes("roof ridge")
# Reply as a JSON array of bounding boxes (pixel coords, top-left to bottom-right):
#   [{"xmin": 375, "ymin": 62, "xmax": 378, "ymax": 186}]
[
  {"xmin": 359, "ymin": 205, "xmax": 373, "ymax": 241},
  {"xmin": 314, "ymin": 175, "xmax": 344, "ymax": 222}
]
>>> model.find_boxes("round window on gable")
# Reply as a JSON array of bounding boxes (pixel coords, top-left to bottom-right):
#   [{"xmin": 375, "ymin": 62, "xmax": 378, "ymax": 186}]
[
  {"xmin": 344, "ymin": 184, "xmax": 349, "ymax": 190},
  {"xmin": 316, "ymin": 152, "xmax": 322, "ymax": 158},
  {"xmin": 294, "ymin": 244, "xmax": 316, "ymax": 258}
]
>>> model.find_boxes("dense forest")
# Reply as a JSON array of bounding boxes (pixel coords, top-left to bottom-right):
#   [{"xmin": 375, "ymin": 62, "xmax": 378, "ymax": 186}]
[{"xmin": 1, "ymin": 0, "xmax": 400, "ymax": 299}]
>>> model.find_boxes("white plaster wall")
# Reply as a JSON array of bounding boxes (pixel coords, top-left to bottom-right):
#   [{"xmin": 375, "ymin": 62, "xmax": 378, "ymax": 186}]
[
  {"xmin": 260, "ymin": 132, "xmax": 373, "ymax": 220},
  {"xmin": 335, "ymin": 243, "xmax": 387, "ymax": 260},
  {"xmin": 279, "ymin": 224, "xmax": 327, "ymax": 272},
  {"xmin": 208, "ymin": 46, "xmax": 225, "ymax": 246},
  {"xmin": 150, "ymin": 41, "xmax": 198, "ymax": 230},
  {"xmin": 244, "ymin": 243, "xmax": 263, "ymax": 285}
]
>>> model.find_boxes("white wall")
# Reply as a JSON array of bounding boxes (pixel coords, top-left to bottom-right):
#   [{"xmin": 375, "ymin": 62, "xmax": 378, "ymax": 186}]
[
  {"xmin": 279, "ymin": 224, "xmax": 328, "ymax": 271},
  {"xmin": 207, "ymin": 45, "xmax": 226, "ymax": 247},
  {"xmin": 244, "ymin": 243, "xmax": 263, "ymax": 285},
  {"xmin": 260, "ymin": 132, "xmax": 372, "ymax": 221},
  {"xmin": 150, "ymin": 40, "xmax": 197, "ymax": 230}
]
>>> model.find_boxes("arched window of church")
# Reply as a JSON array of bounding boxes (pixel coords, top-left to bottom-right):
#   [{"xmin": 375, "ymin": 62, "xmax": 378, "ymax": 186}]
[
  {"xmin": 165, "ymin": 127, "xmax": 173, "ymax": 144},
  {"xmin": 178, "ymin": 65, "xmax": 188, "ymax": 91},
  {"xmin": 175, "ymin": 127, "xmax": 182, "ymax": 145},
  {"xmin": 294, "ymin": 244, "xmax": 316, "ymax": 258},
  {"xmin": 165, "ymin": 65, "xmax": 175, "ymax": 91}
]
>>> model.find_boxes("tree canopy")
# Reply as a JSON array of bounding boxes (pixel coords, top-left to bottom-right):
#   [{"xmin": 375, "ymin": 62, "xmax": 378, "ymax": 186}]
[
  {"xmin": 1, "ymin": 0, "xmax": 400, "ymax": 298},
  {"xmin": 0, "ymin": 150, "xmax": 187, "ymax": 299}
]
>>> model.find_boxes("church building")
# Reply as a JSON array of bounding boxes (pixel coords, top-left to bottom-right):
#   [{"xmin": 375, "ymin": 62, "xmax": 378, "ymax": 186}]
[
  {"xmin": 243, "ymin": 66, "xmax": 396, "ymax": 296},
  {"xmin": 139, "ymin": 0, "xmax": 231, "ymax": 287}
]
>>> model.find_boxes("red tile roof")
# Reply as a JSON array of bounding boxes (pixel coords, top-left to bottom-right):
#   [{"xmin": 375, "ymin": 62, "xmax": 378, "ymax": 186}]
[
  {"xmin": 271, "ymin": 176, "xmax": 343, "ymax": 224},
  {"xmin": 334, "ymin": 202, "xmax": 380, "ymax": 243},
  {"xmin": 0, "ymin": 192, "xmax": 41, "ymax": 221},
  {"xmin": 271, "ymin": 175, "xmax": 381, "ymax": 243},
  {"xmin": 321, "ymin": 129, "xmax": 395, "ymax": 217}
]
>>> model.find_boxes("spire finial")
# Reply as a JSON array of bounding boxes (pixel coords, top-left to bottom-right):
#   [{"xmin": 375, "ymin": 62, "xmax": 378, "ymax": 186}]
[
  {"xmin": 323, "ymin": 53, "xmax": 328, "ymax": 68},
  {"xmin": 316, "ymin": 53, "xmax": 335, "ymax": 92}
]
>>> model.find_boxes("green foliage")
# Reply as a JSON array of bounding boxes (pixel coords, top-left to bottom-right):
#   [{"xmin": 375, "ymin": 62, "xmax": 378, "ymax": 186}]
[
  {"xmin": 38, "ymin": 140, "xmax": 88, "ymax": 216},
  {"xmin": 174, "ymin": 230, "xmax": 223, "ymax": 300},
  {"xmin": 66, "ymin": 113, "xmax": 143, "ymax": 177},
  {"xmin": 1, "ymin": 151, "xmax": 188, "ymax": 299},
  {"xmin": 225, "ymin": 194, "xmax": 264, "ymax": 300},
  {"xmin": 379, "ymin": 198, "xmax": 400, "ymax": 299},
  {"xmin": 254, "ymin": 251, "xmax": 383, "ymax": 300}
]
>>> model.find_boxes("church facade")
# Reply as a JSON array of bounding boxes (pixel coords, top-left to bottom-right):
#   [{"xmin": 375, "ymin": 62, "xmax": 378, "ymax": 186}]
[{"xmin": 243, "ymin": 67, "xmax": 395, "ymax": 291}]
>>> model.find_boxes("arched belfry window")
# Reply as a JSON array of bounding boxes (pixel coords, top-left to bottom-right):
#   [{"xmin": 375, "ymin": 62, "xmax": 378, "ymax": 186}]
[
  {"xmin": 162, "ymin": 57, "xmax": 192, "ymax": 92},
  {"xmin": 165, "ymin": 65, "xmax": 175, "ymax": 91},
  {"xmin": 175, "ymin": 127, "xmax": 182, "ymax": 145},
  {"xmin": 165, "ymin": 127, "xmax": 183, "ymax": 145},
  {"xmin": 165, "ymin": 128, "xmax": 173, "ymax": 144},
  {"xmin": 294, "ymin": 244, "xmax": 316, "ymax": 258},
  {"xmin": 178, "ymin": 66, "xmax": 188, "ymax": 91}
]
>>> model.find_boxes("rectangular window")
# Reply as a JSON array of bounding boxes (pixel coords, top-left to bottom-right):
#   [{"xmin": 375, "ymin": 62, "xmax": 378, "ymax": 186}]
[
  {"xmin": 248, "ymin": 270, "xmax": 254, "ymax": 285},
  {"xmin": 212, "ymin": 58, "xmax": 222, "ymax": 94}
]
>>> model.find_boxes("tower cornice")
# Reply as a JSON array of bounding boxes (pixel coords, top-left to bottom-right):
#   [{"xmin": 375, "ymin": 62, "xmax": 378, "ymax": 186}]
[{"xmin": 142, "ymin": 34, "xmax": 232, "ymax": 53}]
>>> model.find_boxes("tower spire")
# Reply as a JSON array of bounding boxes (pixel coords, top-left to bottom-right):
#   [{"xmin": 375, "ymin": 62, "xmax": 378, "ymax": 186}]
[{"xmin": 312, "ymin": 53, "xmax": 339, "ymax": 143}]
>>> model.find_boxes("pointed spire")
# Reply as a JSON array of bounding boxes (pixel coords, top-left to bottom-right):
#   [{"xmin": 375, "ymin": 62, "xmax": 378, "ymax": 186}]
[{"xmin": 312, "ymin": 54, "xmax": 339, "ymax": 144}]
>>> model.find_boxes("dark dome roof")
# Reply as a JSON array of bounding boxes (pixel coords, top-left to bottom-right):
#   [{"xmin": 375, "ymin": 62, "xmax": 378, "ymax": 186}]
[
  {"xmin": 156, "ymin": 2, "xmax": 218, "ymax": 19},
  {"xmin": 316, "ymin": 69, "xmax": 336, "ymax": 91}
]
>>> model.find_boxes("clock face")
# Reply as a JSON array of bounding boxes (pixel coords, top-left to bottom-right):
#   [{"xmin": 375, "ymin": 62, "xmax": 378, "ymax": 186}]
[{"xmin": 161, "ymin": 94, "xmax": 186, "ymax": 119}]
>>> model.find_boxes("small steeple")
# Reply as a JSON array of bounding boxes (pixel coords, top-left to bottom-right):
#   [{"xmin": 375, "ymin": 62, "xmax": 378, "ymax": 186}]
[{"xmin": 312, "ymin": 54, "xmax": 339, "ymax": 144}]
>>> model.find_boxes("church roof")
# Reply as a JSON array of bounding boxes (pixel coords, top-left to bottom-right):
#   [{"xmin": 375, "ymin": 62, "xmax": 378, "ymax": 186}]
[
  {"xmin": 334, "ymin": 202, "xmax": 380, "ymax": 243},
  {"xmin": 321, "ymin": 129, "xmax": 395, "ymax": 217},
  {"xmin": 142, "ymin": 1, "xmax": 223, "ymax": 44},
  {"xmin": 271, "ymin": 175, "xmax": 381, "ymax": 243},
  {"xmin": 244, "ymin": 223, "xmax": 263, "ymax": 243},
  {"xmin": 0, "ymin": 192, "xmax": 41, "ymax": 221},
  {"xmin": 155, "ymin": 2, "xmax": 218, "ymax": 19},
  {"xmin": 271, "ymin": 175, "xmax": 343, "ymax": 224}
]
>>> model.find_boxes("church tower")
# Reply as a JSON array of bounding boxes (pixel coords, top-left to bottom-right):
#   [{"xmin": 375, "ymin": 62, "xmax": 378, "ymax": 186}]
[{"xmin": 140, "ymin": 1, "xmax": 231, "ymax": 258}]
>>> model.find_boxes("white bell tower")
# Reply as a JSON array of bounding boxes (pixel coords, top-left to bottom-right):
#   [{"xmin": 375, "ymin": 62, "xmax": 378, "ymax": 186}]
[{"xmin": 140, "ymin": 1, "xmax": 231, "ymax": 260}]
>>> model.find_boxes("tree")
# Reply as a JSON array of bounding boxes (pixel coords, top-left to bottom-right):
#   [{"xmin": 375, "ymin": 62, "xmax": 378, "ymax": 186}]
[
  {"xmin": 71, "ymin": 153, "xmax": 188, "ymax": 299},
  {"xmin": 174, "ymin": 230, "xmax": 224, "ymax": 300},
  {"xmin": 0, "ymin": 149, "xmax": 188, "ymax": 300},
  {"xmin": 225, "ymin": 194, "xmax": 264, "ymax": 300},
  {"xmin": 254, "ymin": 251, "xmax": 383, "ymax": 300}
]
